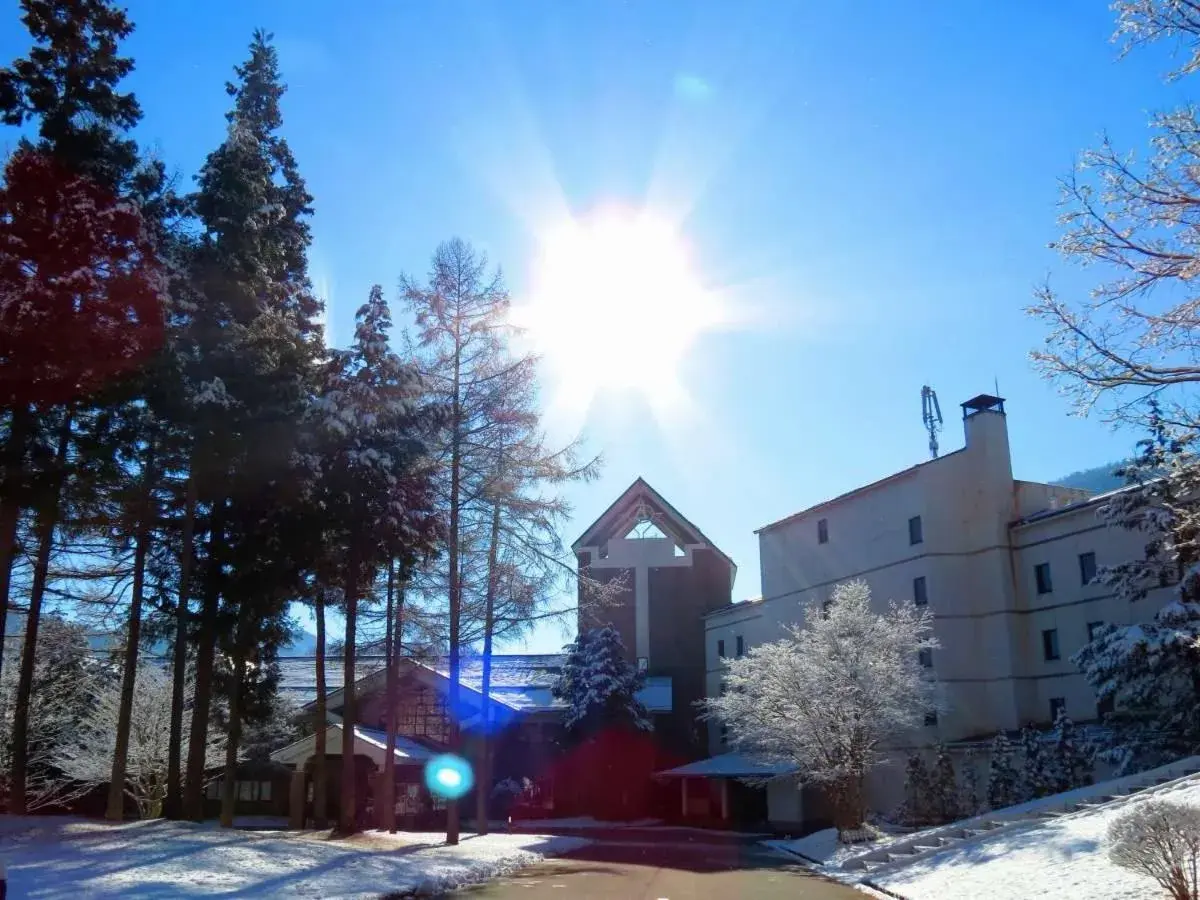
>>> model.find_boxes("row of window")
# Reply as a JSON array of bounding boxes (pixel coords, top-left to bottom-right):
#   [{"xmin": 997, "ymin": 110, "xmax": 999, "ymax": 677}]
[
  {"xmin": 716, "ymin": 636, "xmax": 744, "ymax": 659},
  {"xmin": 816, "ymin": 515, "xmax": 924, "ymax": 546},
  {"xmin": 1034, "ymin": 552, "xmax": 1097, "ymax": 595}
]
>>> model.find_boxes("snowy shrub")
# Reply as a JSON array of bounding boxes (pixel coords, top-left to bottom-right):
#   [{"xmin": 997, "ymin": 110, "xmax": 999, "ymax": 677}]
[
  {"xmin": 1020, "ymin": 724, "xmax": 1054, "ymax": 801},
  {"xmin": 898, "ymin": 752, "xmax": 933, "ymax": 826},
  {"xmin": 1045, "ymin": 710, "xmax": 1093, "ymax": 794},
  {"xmin": 929, "ymin": 743, "xmax": 961, "ymax": 824},
  {"xmin": 1108, "ymin": 800, "xmax": 1200, "ymax": 900},
  {"xmin": 704, "ymin": 579, "xmax": 940, "ymax": 836},
  {"xmin": 987, "ymin": 732, "xmax": 1021, "ymax": 810},
  {"xmin": 958, "ymin": 751, "xmax": 981, "ymax": 818}
]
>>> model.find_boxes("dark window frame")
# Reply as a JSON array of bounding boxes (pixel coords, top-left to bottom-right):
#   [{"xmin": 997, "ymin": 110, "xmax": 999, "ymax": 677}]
[
  {"xmin": 717, "ymin": 639, "xmax": 725, "ymax": 659},
  {"xmin": 924, "ymin": 711, "xmax": 938, "ymax": 726},
  {"xmin": 1042, "ymin": 628, "xmax": 1060, "ymax": 661},
  {"xmin": 735, "ymin": 635, "xmax": 744, "ymax": 658},
  {"xmin": 1087, "ymin": 621, "xmax": 1104, "ymax": 642},
  {"xmin": 913, "ymin": 575, "xmax": 928, "ymax": 607},
  {"xmin": 1049, "ymin": 697, "xmax": 1066, "ymax": 721},
  {"xmin": 1035, "ymin": 562, "xmax": 1053, "ymax": 595},
  {"xmin": 817, "ymin": 518, "xmax": 828, "ymax": 544},
  {"xmin": 918, "ymin": 647, "xmax": 933, "ymax": 668},
  {"xmin": 1079, "ymin": 551, "xmax": 1097, "ymax": 586},
  {"xmin": 909, "ymin": 515, "xmax": 923, "ymax": 545}
]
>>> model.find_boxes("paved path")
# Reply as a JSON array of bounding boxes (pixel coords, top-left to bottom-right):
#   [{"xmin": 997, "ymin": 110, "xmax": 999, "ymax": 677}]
[{"xmin": 453, "ymin": 835, "xmax": 862, "ymax": 899}]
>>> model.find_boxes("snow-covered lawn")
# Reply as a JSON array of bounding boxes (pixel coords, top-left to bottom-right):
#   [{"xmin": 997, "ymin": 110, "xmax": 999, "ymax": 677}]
[
  {"xmin": 766, "ymin": 827, "xmax": 905, "ymax": 869},
  {"xmin": 874, "ymin": 777, "xmax": 1200, "ymax": 899},
  {"xmin": 0, "ymin": 816, "xmax": 588, "ymax": 899}
]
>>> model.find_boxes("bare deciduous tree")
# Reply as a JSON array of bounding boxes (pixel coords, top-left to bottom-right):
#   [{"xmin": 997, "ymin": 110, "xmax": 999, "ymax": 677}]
[{"xmin": 1109, "ymin": 799, "xmax": 1200, "ymax": 900}]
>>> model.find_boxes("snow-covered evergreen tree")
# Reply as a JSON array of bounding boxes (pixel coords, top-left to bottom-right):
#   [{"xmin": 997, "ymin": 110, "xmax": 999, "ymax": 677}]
[
  {"xmin": 899, "ymin": 752, "xmax": 932, "ymax": 826},
  {"xmin": 553, "ymin": 625, "xmax": 650, "ymax": 738},
  {"xmin": 1045, "ymin": 709, "xmax": 1093, "ymax": 794},
  {"xmin": 987, "ymin": 732, "xmax": 1021, "ymax": 810},
  {"xmin": 1075, "ymin": 565, "xmax": 1200, "ymax": 771},
  {"xmin": 1021, "ymin": 724, "xmax": 1053, "ymax": 801},
  {"xmin": 929, "ymin": 742, "xmax": 961, "ymax": 824},
  {"xmin": 959, "ymin": 751, "xmax": 981, "ymax": 818},
  {"xmin": 703, "ymin": 579, "xmax": 939, "ymax": 835}
]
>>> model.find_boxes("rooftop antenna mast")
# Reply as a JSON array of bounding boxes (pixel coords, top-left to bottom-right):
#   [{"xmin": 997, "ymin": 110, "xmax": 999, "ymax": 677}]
[{"xmin": 921, "ymin": 385, "xmax": 943, "ymax": 459}]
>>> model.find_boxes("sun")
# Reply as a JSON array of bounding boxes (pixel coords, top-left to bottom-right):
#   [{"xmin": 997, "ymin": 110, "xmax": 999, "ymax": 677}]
[{"xmin": 514, "ymin": 206, "xmax": 723, "ymax": 423}]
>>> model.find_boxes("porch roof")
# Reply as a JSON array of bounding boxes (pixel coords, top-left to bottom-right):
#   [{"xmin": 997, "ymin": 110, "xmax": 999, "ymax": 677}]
[
  {"xmin": 655, "ymin": 752, "xmax": 797, "ymax": 779},
  {"xmin": 270, "ymin": 723, "xmax": 437, "ymax": 769}
]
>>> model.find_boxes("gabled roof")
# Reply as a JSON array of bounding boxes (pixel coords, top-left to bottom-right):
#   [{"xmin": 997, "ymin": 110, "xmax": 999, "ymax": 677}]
[
  {"xmin": 572, "ymin": 476, "xmax": 736, "ymax": 576},
  {"xmin": 655, "ymin": 752, "xmax": 797, "ymax": 779}
]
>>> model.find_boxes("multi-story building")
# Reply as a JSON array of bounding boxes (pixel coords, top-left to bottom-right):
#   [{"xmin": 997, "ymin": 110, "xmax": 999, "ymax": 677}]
[{"xmin": 702, "ymin": 394, "xmax": 1171, "ymax": 817}]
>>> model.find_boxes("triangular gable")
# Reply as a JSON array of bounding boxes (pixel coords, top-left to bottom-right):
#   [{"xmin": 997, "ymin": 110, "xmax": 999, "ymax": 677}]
[{"xmin": 572, "ymin": 477, "xmax": 736, "ymax": 576}]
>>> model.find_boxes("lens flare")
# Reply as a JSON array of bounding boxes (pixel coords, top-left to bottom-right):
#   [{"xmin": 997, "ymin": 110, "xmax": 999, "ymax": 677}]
[{"xmin": 424, "ymin": 754, "xmax": 474, "ymax": 800}]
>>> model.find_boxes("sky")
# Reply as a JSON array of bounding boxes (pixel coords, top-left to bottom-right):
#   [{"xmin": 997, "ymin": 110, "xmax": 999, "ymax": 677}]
[{"xmin": 1, "ymin": 0, "xmax": 1181, "ymax": 653}]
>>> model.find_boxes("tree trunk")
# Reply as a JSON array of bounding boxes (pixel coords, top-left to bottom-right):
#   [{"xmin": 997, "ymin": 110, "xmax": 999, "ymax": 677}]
[
  {"xmin": 475, "ymin": 503, "xmax": 501, "ymax": 835},
  {"xmin": 107, "ymin": 439, "xmax": 157, "ymax": 821},
  {"xmin": 0, "ymin": 403, "xmax": 32, "ymax": 690},
  {"xmin": 339, "ymin": 550, "xmax": 360, "ymax": 835},
  {"xmin": 219, "ymin": 604, "xmax": 250, "ymax": 828},
  {"xmin": 184, "ymin": 502, "xmax": 225, "ymax": 821},
  {"xmin": 446, "ymin": 353, "xmax": 462, "ymax": 846},
  {"xmin": 165, "ymin": 473, "xmax": 198, "ymax": 820},
  {"xmin": 9, "ymin": 412, "xmax": 70, "ymax": 816},
  {"xmin": 830, "ymin": 774, "xmax": 867, "ymax": 837},
  {"xmin": 380, "ymin": 558, "xmax": 397, "ymax": 833},
  {"xmin": 312, "ymin": 587, "xmax": 328, "ymax": 830}
]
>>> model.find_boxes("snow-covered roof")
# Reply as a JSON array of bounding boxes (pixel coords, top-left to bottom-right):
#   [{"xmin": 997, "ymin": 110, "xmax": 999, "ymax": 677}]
[
  {"xmin": 270, "ymin": 723, "xmax": 436, "ymax": 767},
  {"xmin": 278, "ymin": 653, "xmax": 672, "ymax": 715},
  {"xmin": 655, "ymin": 752, "xmax": 797, "ymax": 779}
]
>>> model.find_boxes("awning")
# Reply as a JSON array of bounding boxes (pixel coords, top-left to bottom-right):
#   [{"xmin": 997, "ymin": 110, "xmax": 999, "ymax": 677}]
[{"xmin": 655, "ymin": 752, "xmax": 798, "ymax": 779}]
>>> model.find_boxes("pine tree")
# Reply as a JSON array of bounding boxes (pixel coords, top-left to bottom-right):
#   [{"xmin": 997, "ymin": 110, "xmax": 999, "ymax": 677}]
[
  {"xmin": 553, "ymin": 625, "xmax": 650, "ymax": 739},
  {"xmin": 929, "ymin": 742, "xmax": 961, "ymax": 824},
  {"xmin": 302, "ymin": 286, "xmax": 439, "ymax": 834},
  {"xmin": 900, "ymin": 752, "xmax": 932, "ymax": 826},
  {"xmin": 0, "ymin": 0, "xmax": 165, "ymax": 815},
  {"xmin": 987, "ymin": 732, "xmax": 1021, "ymax": 810}
]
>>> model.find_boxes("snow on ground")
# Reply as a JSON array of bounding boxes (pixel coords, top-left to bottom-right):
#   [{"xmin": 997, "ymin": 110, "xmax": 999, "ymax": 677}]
[
  {"xmin": 504, "ymin": 816, "xmax": 661, "ymax": 829},
  {"xmin": 765, "ymin": 827, "xmax": 904, "ymax": 868},
  {"xmin": 0, "ymin": 816, "xmax": 589, "ymax": 899},
  {"xmin": 874, "ymin": 778, "xmax": 1200, "ymax": 899}
]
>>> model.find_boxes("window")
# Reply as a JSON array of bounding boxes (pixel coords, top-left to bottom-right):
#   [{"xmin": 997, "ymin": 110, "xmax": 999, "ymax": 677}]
[
  {"xmin": 1042, "ymin": 628, "xmax": 1060, "ymax": 661},
  {"xmin": 1049, "ymin": 697, "xmax": 1066, "ymax": 721},
  {"xmin": 735, "ymin": 635, "xmax": 744, "ymax": 658},
  {"xmin": 909, "ymin": 515, "xmax": 923, "ymax": 545},
  {"xmin": 913, "ymin": 576, "xmax": 928, "ymax": 607},
  {"xmin": 1079, "ymin": 551, "xmax": 1097, "ymax": 585},
  {"xmin": 918, "ymin": 648, "xmax": 933, "ymax": 668},
  {"xmin": 924, "ymin": 711, "xmax": 938, "ymax": 726},
  {"xmin": 720, "ymin": 724, "xmax": 728, "ymax": 745},
  {"xmin": 817, "ymin": 518, "xmax": 828, "ymax": 544},
  {"xmin": 1098, "ymin": 695, "xmax": 1115, "ymax": 719},
  {"xmin": 717, "ymin": 639, "xmax": 725, "ymax": 659},
  {"xmin": 1087, "ymin": 621, "xmax": 1104, "ymax": 642},
  {"xmin": 1035, "ymin": 562, "xmax": 1053, "ymax": 594}
]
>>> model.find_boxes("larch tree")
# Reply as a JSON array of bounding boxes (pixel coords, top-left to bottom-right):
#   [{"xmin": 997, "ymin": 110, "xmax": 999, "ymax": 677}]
[{"xmin": 704, "ymin": 579, "xmax": 940, "ymax": 836}]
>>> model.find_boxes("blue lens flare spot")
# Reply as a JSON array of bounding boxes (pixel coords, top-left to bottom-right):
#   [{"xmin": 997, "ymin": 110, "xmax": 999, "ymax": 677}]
[{"xmin": 424, "ymin": 754, "xmax": 474, "ymax": 800}]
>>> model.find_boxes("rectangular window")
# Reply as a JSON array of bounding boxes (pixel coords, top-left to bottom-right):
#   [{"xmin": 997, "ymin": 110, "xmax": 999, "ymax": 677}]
[
  {"xmin": 720, "ymin": 724, "xmax": 728, "ymax": 745},
  {"xmin": 924, "ymin": 711, "xmax": 938, "ymax": 726},
  {"xmin": 717, "ymin": 639, "xmax": 725, "ymax": 659},
  {"xmin": 909, "ymin": 515, "xmax": 923, "ymax": 545},
  {"xmin": 259, "ymin": 780, "xmax": 272, "ymax": 802},
  {"xmin": 1098, "ymin": 695, "xmax": 1115, "ymax": 719},
  {"xmin": 1042, "ymin": 628, "xmax": 1060, "ymax": 661},
  {"xmin": 1049, "ymin": 697, "xmax": 1066, "ymax": 721},
  {"xmin": 1079, "ymin": 552, "xmax": 1097, "ymax": 586},
  {"xmin": 817, "ymin": 518, "xmax": 828, "ymax": 544},
  {"xmin": 913, "ymin": 576, "xmax": 928, "ymax": 607},
  {"xmin": 1087, "ymin": 621, "xmax": 1104, "ymax": 642},
  {"xmin": 1035, "ymin": 562, "xmax": 1053, "ymax": 595},
  {"xmin": 735, "ymin": 636, "xmax": 745, "ymax": 658},
  {"xmin": 918, "ymin": 648, "xmax": 933, "ymax": 668}
]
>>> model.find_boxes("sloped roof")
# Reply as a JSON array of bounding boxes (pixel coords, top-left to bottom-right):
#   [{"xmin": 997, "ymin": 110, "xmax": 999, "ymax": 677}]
[
  {"xmin": 278, "ymin": 652, "xmax": 672, "ymax": 715},
  {"xmin": 572, "ymin": 477, "xmax": 736, "ymax": 576},
  {"xmin": 655, "ymin": 752, "xmax": 797, "ymax": 779}
]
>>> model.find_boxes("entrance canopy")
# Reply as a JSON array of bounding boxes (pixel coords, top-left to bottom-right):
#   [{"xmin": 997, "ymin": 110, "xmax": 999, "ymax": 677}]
[
  {"xmin": 655, "ymin": 752, "xmax": 797, "ymax": 779},
  {"xmin": 271, "ymin": 723, "xmax": 437, "ymax": 770}
]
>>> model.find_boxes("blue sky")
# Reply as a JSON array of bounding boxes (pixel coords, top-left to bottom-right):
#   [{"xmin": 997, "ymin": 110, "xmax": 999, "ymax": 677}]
[{"xmin": 2, "ymin": 1, "xmax": 1178, "ymax": 653}]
